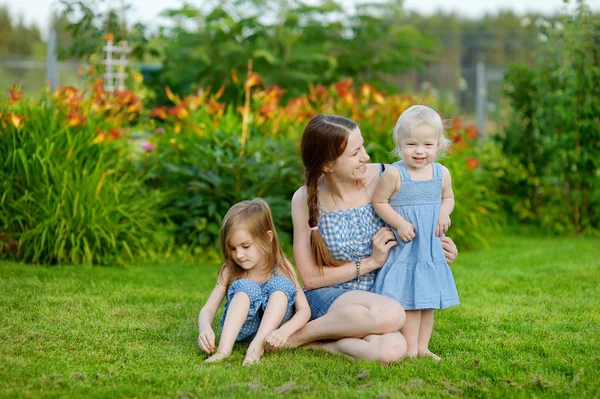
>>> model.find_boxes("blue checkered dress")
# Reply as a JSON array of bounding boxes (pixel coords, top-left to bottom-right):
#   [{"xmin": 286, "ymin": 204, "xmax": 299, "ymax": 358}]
[{"xmin": 318, "ymin": 203, "xmax": 386, "ymax": 291}]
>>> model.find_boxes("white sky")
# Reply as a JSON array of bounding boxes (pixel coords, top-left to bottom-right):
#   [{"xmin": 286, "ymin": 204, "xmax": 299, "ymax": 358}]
[{"xmin": 1, "ymin": 0, "xmax": 598, "ymax": 35}]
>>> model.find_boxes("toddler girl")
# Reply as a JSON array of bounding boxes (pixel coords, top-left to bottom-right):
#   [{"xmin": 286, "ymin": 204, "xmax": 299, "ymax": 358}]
[
  {"xmin": 198, "ymin": 198, "xmax": 310, "ymax": 365},
  {"xmin": 372, "ymin": 105, "xmax": 460, "ymax": 360}
]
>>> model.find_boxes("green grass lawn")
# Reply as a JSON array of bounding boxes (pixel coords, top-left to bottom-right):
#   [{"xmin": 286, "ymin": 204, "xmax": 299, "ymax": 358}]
[{"xmin": 1, "ymin": 234, "xmax": 599, "ymax": 398}]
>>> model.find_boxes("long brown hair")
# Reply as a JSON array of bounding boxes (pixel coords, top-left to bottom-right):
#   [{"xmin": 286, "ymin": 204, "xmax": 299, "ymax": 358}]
[
  {"xmin": 218, "ymin": 198, "xmax": 294, "ymax": 287},
  {"xmin": 300, "ymin": 114, "xmax": 358, "ymax": 271}
]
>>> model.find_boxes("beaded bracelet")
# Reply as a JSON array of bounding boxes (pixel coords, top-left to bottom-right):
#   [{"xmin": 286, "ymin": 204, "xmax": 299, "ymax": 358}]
[{"xmin": 355, "ymin": 258, "xmax": 361, "ymax": 281}]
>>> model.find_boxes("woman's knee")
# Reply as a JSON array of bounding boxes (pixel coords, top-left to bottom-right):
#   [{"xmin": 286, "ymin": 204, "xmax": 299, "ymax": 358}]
[
  {"xmin": 373, "ymin": 300, "xmax": 405, "ymax": 333},
  {"xmin": 377, "ymin": 333, "xmax": 408, "ymax": 365}
]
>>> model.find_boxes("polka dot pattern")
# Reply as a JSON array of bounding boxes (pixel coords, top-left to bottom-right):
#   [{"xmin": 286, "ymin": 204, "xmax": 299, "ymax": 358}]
[{"xmin": 220, "ymin": 273, "xmax": 297, "ymax": 342}]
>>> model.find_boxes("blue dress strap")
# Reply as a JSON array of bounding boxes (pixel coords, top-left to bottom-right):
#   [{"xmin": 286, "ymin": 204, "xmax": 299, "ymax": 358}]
[
  {"xmin": 432, "ymin": 162, "xmax": 442, "ymax": 179},
  {"xmin": 393, "ymin": 161, "xmax": 411, "ymax": 181},
  {"xmin": 379, "ymin": 163, "xmax": 386, "ymax": 176}
]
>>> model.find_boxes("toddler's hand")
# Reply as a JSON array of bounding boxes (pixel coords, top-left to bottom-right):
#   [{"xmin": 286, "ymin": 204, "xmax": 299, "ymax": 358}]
[
  {"xmin": 436, "ymin": 214, "xmax": 451, "ymax": 237},
  {"xmin": 265, "ymin": 328, "xmax": 289, "ymax": 348},
  {"xmin": 397, "ymin": 220, "xmax": 416, "ymax": 242},
  {"xmin": 198, "ymin": 328, "xmax": 216, "ymax": 354}
]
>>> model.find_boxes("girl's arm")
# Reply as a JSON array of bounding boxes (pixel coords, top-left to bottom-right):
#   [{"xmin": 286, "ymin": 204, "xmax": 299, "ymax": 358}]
[
  {"xmin": 372, "ymin": 167, "xmax": 415, "ymax": 242},
  {"xmin": 291, "ymin": 187, "xmax": 397, "ymax": 290},
  {"xmin": 265, "ymin": 262, "xmax": 311, "ymax": 348},
  {"xmin": 437, "ymin": 166, "xmax": 455, "ymax": 237},
  {"xmin": 198, "ymin": 276, "xmax": 227, "ymax": 354}
]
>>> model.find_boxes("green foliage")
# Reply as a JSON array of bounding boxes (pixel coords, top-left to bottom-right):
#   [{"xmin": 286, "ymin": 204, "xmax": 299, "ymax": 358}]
[
  {"xmin": 148, "ymin": 0, "xmax": 438, "ymax": 103},
  {"xmin": 0, "ymin": 94, "xmax": 165, "ymax": 265},
  {"xmin": 141, "ymin": 128, "xmax": 302, "ymax": 249},
  {"xmin": 501, "ymin": 0, "xmax": 600, "ymax": 233}
]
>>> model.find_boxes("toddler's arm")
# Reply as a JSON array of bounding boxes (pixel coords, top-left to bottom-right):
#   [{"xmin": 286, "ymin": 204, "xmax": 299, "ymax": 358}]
[
  {"xmin": 437, "ymin": 166, "xmax": 455, "ymax": 237},
  {"xmin": 373, "ymin": 167, "xmax": 415, "ymax": 242},
  {"xmin": 198, "ymin": 277, "xmax": 227, "ymax": 354}
]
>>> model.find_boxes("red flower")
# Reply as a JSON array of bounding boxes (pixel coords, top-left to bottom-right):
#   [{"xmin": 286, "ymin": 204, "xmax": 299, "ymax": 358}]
[
  {"xmin": 466, "ymin": 157, "xmax": 479, "ymax": 170},
  {"xmin": 149, "ymin": 106, "xmax": 168, "ymax": 120},
  {"xmin": 7, "ymin": 86, "xmax": 23, "ymax": 104}
]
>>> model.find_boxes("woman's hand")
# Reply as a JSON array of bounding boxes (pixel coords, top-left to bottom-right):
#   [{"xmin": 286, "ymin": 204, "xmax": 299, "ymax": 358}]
[
  {"xmin": 368, "ymin": 227, "xmax": 398, "ymax": 270},
  {"xmin": 441, "ymin": 236, "xmax": 458, "ymax": 265},
  {"xmin": 198, "ymin": 327, "xmax": 216, "ymax": 354}
]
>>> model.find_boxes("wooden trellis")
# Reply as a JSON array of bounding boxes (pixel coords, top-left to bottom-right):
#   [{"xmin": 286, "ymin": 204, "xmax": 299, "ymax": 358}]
[{"xmin": 103, "ymin": 40, "xmax": 130, "ymax": 92}]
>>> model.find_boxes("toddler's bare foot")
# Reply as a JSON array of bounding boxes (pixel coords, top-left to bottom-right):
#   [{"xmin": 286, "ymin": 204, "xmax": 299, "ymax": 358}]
[
  {"xmin": 205, "ymin": 351, "xmax": 229, "ymax": 363},
  {"xmin": 242, "ymin": 342, "xmax": 264, "ymax": 365},
  {"xmin": 405, "ymin": 351, "xmax": 418, "ymax": 360},
  {"xmin": 418, "ymin": 349, "xmax": 441, "ymax": 361}
]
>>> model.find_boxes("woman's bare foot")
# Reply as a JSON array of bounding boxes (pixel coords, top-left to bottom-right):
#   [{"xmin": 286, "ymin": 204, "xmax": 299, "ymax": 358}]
[
  {"xmin": 418, "ymin": 349, "xmax": 441, "ymax": 361},
  {"xmin": 242, "ymin": 342, "xmax": 264, "ymax": 365},
  {"xmin": 205, "ymin": 351, "xmax": 230, "ymax": 363}
]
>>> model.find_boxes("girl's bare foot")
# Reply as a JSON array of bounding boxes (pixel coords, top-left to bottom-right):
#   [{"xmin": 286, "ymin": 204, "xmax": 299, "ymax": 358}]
[
  {"xmin": 418, "ymin": 349, "xmax": 441, "ymax": 361},
  {"xmin": 205, "ymin": 351, "xmax": 230, "ymax": 363},
  {"xmin": 242, "ymin": 343, "xmax": 264, "ymax": 365}
]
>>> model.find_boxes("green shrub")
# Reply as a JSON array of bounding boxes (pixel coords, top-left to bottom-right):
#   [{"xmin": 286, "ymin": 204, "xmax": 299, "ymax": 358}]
[
  {"xmin": 0, "ymin": 92, "xmax": 165, "ymax": 265},
  {"xmin": 141, "ymin": 128, "xmax": 302, "ymax": 249},
  {"xmin": 501, "ymin": 0, "xmax": 600, "ymax": 233}
]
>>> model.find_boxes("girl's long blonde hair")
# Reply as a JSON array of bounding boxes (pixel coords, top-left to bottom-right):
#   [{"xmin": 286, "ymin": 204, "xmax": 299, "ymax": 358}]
[{"xmin": 218, "ymin": 198, "xmax": 294, "ymax": 287}]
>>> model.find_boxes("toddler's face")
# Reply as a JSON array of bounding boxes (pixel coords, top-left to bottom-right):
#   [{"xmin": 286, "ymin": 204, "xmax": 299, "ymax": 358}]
[
  {"xmin": 228, "ymin": 229, "xmax": 264, "ymax": 271},
  {"xmin": 400, "ymin": 124, "xmax": 439, "ymax": 170}
]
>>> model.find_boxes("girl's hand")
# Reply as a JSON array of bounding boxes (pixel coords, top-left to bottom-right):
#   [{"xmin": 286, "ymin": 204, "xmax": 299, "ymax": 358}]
[
  {"xmin": 436, "ymin": 214, "xmax": 451, "ymax": 237},
  {"xmin": 441, "ymin": 236, "xmax": 458, "ymax": 265},
  {"xmin": 368, "ymin": 227, "xmax": 398, "ymax": 269},
  {"xmin": 397, "ymin": 220, "xmax": 416, "ymax": 242},
  {"xmin": 265, "ymin": 328, "xmax": 290, "ymax": 348},
  {"xmin": 198, "ymin": 328, "xmax": 216, "ymax": 354}
]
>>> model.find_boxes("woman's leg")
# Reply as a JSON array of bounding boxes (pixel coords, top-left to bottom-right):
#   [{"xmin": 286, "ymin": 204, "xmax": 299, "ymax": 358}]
[
  {"xmin": 205, "ymin": 292, "xmax": 250, "ymax": 362},
  {"xmin": 417, "ymin": 310, "xmax": 440, "ymax": 361},
  {"xmin": 243, "ymin": 291, "xmax": 288, "ymax": 365},
  {"xmin": 401, "ymin": 310, "xmax": 421, "ymax": 358},
  {"xmin": 288, "ymin": 290, "xmax": 405, "ymax": 346},
  {"xmin": 319, "ymin": 332, "xmax": 407, "ymax": 365}
]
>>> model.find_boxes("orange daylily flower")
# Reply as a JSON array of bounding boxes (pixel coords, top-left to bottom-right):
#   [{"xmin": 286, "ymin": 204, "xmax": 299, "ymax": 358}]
[
  {"xmin": 372, "ymin": 92, "xmax": 385, "ymax": 105},
  {"xmin": 168, "ymin": 103, "xmax": 189, "ymax": 120},
  {"xmin": 105, "ymin": 33, "xmax": 115, "ymax": 42},
  {"xmin": 335, "ymin": 79, "xmax": 353, "ymax": 97},
  {"xmin": 7, "ymin": 87, "xmax": 23, "ymax": 104},
  {"xmin": 466, "ymin": 125, "xmax": 478, "ymax": 140},
  {"xmin": 165, "ymin": 86, "xmax": 180, "ymax": 104},
  {"xmin": 231, "ymin": 69, "xmax": 239, "ymax": 84},
  {"xmin": 67, "ymin": 111, "xmax": 87, "ymax": 127},
  {"xmin": 466, "ymin": 157, "xmax": 479, "ymax": 170},
  {"xmin": 9, "ymin": 113, "xmax": 27, "ymax": 129},
  {"xmin": 149, "ymin": 106, "xmax": 168, "ymax": 120},
  {"xmin": 245, "ymin": 72, "xmax": 261, "ymax": 89},
  {"xmin": 214, "ymin": 85, "xmax": 226, "ymax": 100}
]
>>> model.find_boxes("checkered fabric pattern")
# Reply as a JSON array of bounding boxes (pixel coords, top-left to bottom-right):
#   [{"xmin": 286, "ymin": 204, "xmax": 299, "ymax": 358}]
[{"xmin": 318, "ymin": 203, "xmax": 386, "ymax": 291}]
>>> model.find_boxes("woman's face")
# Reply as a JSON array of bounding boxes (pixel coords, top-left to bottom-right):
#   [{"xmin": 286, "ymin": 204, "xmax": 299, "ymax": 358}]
[{"xmin": 327, "ymin": 128, "xmax": 370, "ymax": 182}]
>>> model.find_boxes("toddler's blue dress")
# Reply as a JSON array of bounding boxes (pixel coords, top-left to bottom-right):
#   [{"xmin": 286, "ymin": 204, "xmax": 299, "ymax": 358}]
[
  {"xmin": 373, "ymin": 161, "xmax": 460, "ymax": 310},
  {"xmin": 220, "ymin": 262, "xmax": 297, "ymax": 342}
]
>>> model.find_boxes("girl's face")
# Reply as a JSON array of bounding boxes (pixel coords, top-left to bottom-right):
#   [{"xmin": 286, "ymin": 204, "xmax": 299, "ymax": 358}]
[
  {"xmin": 228, "ymin": 229, "xmax": 265, "ymax": 271},
  {"xmin": 328, "ymin": 128, "xmax": 370, "ymax": 182},
  {"xmin": 400, "ymin": 124, "xmax": 439, "ymax": 170}
]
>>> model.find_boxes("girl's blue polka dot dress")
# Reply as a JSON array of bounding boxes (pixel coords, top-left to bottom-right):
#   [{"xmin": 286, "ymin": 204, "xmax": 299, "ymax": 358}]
[{"xmin": 220, "ymin": 263, "xmax": 297, "ymax": 342}]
